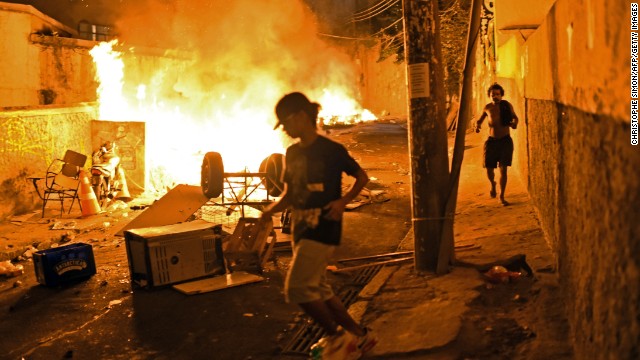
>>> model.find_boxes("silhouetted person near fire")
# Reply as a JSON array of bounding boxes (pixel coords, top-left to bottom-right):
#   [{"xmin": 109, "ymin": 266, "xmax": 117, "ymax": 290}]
[
  {"xmin": 260, "ymin": 92, "xmax": 377, "ymax": 359},
  {"xmin": 475, "ymin": 83, "xmax": 519, "ymax": 206}
]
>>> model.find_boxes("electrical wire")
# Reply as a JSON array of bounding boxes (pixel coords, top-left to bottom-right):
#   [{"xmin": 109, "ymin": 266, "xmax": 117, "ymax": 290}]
[
  {"xmin": 350, "ymin": 0, "xmax": 400, "ymax": 22},
  {"xmin": 316, "ymin": 33, "xmax": 371, "ymax": 40},
  {"xmin": 440, "ymin": 0, "xmax": 459, "ymax": 16},
  {"xmin": 371, "ymin": 17, "xmax": 403, "ymax": 37},
  {"xmin": 349, "ymin": 0, "xmax": 400, "ymax": 23},
  {"xmin": 351, "ymin": 0, "xmax": 397, "ymax": 19},
  {"xmin": 381, "ymin": 35, "xmax": 404, "ymax": 51},
  {"xmin": 379, "ymin": 32, "xmax": 404, "ymax": 47},
  {"xmin": 317, "ymin": 17, "xmax": 403, "ymax": 41}
]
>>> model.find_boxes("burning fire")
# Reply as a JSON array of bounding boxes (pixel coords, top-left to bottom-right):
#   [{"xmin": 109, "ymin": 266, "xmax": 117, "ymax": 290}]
[{"xmin": 89, "ymin": 1, "xmax": 376, "ymax": 195}]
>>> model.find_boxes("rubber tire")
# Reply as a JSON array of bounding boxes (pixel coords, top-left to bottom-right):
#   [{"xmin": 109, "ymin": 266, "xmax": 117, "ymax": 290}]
[
  {"xmin": 201, "ymin": 152, "xmax": 224, "ymax": 198},
  {"xmin": 259, "ymin": 153, "xmax": 285, "ymax": 197}
]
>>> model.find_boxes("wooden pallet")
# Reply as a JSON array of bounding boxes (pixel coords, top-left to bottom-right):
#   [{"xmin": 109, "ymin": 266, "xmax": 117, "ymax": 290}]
[{"xmin": 224, "ymin": 217, "xmax": 276, "ymax": 273}]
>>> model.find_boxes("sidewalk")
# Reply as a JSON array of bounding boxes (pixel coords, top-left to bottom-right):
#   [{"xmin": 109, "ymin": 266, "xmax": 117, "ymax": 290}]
[{"xmin": 349, "ymin": 131, "xmax": 572, "ymax": 359}]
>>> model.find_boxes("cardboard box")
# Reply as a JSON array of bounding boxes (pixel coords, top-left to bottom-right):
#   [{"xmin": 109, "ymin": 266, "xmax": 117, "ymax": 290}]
[{"xmin": 33, "ymin": 243, "xmax": 96, "ymax": 286}]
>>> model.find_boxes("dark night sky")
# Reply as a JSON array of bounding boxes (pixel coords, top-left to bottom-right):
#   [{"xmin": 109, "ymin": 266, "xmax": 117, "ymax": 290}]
[
  {"xmin": 2, "ymin": 0, "xmax": 128, "ymax": 29},
  {"xmin": 2, "ymin": 0, "xmax": 358, "ymax": 35}
]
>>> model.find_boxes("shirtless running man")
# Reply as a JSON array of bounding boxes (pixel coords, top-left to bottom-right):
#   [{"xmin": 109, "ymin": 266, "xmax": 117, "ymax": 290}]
[{"xmin": 475, "ymin": 83, "xmax": 519, "ymax": 206}]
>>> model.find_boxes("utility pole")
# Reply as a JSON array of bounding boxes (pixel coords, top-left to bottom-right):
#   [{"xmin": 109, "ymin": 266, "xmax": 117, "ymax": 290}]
[{"xmin": 402, "ymin": 0, "xmax": 450, "ymax": 272}]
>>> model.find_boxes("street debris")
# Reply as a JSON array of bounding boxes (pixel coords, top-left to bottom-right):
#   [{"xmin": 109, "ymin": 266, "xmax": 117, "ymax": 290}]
[
  {"xmin": 337, "ymin": 250, "xmax": 414, "ymax": 263},
  {"xmin": 172, "ymin": 271, "xmax": 264, "ymax": 295},
  {"xmin": 9, "ymin": 211, "xmax": 39, "ymax": 225},
  {"xmin": 513, "ymin": 294, "xmax": 528, "ymax": 303},
  {"xmin": 33, "ymin": 243, "xmax": 97, "ymax": 286},
  {"xmin": 106, "ymin": 200, "xmax": 129, "ymax": 212},
  {"xmin": 329, "ymin": 256, "xmax": 413, "ymax": 273},
  {"xmin": 108, "ymin": 299, "xmax": 122, "ymax": 308},
  {"xmin": 483, "ymin": 265, "xmax": 522, "ymax": 284},
  {"xmin": 57, "ymin": 231, "xmax": 76, "ymax": 243},
  {"xmin": 329, "ymin": 245, "xmax": 480, "ymax": 273},
  {"xmin": 129, "ymin": 204, "xmax": 149, "ymax": 210},
  {"xmin": 124, "ymin": 220, "xmax": 226, "ymax": 288},
  {"xmin": 224, "ymin": 217, "xmax": 276, "ymax": 273},
  {"xmin": 0, "ymin": 260, "xmax": 24, "ymax": 277},
  {"xmin": 330, "ymin": 250, "xmax": 414, "ymax": 273},
  {"xmin": 345, "ymin": 187, "xmax": 390, "ymax": 210},
  {"xmin": 536, "ymin": 264, "xmax": 556, "ymax": 273},
  {"xmin": 456, "ymin": 253, "xmax": 534, "ymax": 278},
  {"xmin": 21, "ymin": 246, "xmax": 36, "ymax": 259},
  {"xmin": 117, "ymin": 184, "xmax": 209, "ymax": 236},
  {"xmin": 50, "ymin": 221, "xmax": 77, "ymax": 230}
]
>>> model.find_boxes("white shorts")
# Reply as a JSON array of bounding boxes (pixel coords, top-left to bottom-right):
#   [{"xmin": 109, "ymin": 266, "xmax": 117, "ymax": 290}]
[{"xmin": 284, "ymin": 239, "xmax": 336, "ymax": 304}]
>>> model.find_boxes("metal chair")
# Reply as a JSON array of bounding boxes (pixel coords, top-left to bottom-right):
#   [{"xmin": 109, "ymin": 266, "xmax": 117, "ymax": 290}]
[{"xmin": 30, "ymin": 150, "xmax": 88, "ymax": 217}]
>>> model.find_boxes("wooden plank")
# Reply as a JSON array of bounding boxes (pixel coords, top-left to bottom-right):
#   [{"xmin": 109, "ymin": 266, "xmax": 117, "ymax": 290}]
[
  {"xmin": 337, "ymin": 244, "xmax": 475, "ymax": 264},
  {"xmin": 172, "ymin": 271, "xmax": 264, "ymax": 295},
  {"xmin": 225, "ymin": 218, "xmax": 274, "ymax": 272},
  {"xmin": 328, "ymin": 257, "xmax": 414, "ymax": 273},
  {"xmin": 116, "ymin": 184, "xmax": 210, "ymax": 236},
  {"xmin": 337, "ymin": 251, "xmax": 415, "ymax": 263},
  {"xmin": 260, "ymin": 232, "xmax": 277, "ymax": 268}
]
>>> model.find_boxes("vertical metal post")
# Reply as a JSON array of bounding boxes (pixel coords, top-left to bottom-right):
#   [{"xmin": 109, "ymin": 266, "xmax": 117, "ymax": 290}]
[
  {"xmin": 402, "ymin": 0, "xmax": 450, "ymax": 272},
  {"xmin": 437, "ymin": 0, "xmax": 484, "ymax": 274}
]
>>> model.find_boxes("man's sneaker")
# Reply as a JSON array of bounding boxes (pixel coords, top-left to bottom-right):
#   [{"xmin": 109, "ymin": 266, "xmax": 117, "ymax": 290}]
[
  {"xmin": 310, "ymin": 329, "xmax": 361, "ymax": 360},
  {"xmin": 357, "ymin": 327, "xmax": 378, "ymax": 355}
]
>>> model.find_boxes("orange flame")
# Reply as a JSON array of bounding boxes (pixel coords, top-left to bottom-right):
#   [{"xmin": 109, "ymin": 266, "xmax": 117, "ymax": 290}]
[{"xmin": 90, "ymin": 1, "xmax": 376, "ymax": 194}]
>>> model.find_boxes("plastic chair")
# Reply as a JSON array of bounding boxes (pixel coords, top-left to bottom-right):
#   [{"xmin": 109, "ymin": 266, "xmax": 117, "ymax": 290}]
[{"xmin": 29, "ymin": 150, "xmax": 88, "ymax": 217}]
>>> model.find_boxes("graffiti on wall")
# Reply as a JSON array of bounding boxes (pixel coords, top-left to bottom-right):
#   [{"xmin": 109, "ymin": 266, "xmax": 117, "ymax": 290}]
[{"xmin": 0, "ymin": 117, "xmax": 55, "ymax": 169}]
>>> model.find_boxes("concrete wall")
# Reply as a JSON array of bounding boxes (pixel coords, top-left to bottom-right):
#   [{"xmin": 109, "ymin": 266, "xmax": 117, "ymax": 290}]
[
  {"xmin": 0, "ymin": 2, "xmax": 97, "ymax": 107},
  {"xmin": 489, "ymin": 0, "xmax": 639, "ymax": 358},
  {"xmin": 357, "ymin": 43, "xmax": 408, "ymax": 118},
  {"xmin": 0, "ymin": 105, "xmax": 97, "ymax": 219},
  {"xmin": 0, "ymin": 4, "xmax": 192, "ymax": 220}
]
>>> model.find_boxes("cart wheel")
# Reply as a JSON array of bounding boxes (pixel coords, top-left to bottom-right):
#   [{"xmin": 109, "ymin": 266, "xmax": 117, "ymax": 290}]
[
  {"xmin": 201, "ymin": 152, "xmax": 224, "ymax": 198},
  {"xmin": 259, "ymin": 153, "xmax": 285, "ymax": 197}
]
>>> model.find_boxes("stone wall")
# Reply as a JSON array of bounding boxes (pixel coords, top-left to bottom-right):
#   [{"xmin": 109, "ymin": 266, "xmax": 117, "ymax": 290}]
[
  {"xmin": 558, "ymin": 105, "xmax": 639, "ymax": 358},
  {"xmin": 0, "ymin": 105, "xmax": 97, "ymax": 220},
  {"xmin": 490, "ymin": 0, "xmax": 639, "ymax": 358},
  {"xmin": 524, "ymin": 100, "xmax": 559, "ymax": 251}
]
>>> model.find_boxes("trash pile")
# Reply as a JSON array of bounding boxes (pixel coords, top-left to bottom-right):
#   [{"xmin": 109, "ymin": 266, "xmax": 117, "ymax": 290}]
[
  {"xmin": 0, "ymin": 260, "xmax": 24, "ymax": 278},
  {"xmin": 483, "ymin": 265, "xmax": 522, "ymax": 284}
]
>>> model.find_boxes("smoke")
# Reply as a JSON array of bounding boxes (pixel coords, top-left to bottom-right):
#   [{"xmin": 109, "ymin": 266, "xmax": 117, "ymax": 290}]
[{"xmin": 112, "ymin": 0, "xmax": 358, "ymax": 120}]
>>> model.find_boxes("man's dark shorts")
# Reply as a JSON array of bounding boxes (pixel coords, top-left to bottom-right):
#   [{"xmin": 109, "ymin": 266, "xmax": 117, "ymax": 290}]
[{"xmin": 483, "ymin": 135, "xmax": 513, "ymax": 168}]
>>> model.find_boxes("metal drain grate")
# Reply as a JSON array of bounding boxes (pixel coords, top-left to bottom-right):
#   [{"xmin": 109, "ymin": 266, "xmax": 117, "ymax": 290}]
[
  {"xmin": 281, "ymin": 265, "xmax": 383, "ymax": 356},
  {"xmin": 351, "ymin": 264, "xmax": 383, "ymax": 286}
]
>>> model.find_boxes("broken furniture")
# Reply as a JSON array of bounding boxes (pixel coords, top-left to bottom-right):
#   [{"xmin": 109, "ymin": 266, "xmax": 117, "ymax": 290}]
[
  {"xmin": 123, "ymin": 220, "xmax": 226, "ymax": 289},
  {"xmin": 224, "ymin": 217, "xmax": 277, "ymax": 274},
  {"xmin": 29, "ymin": 149, "xmax": 88, "ymax": 217}
]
